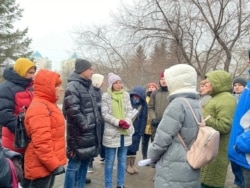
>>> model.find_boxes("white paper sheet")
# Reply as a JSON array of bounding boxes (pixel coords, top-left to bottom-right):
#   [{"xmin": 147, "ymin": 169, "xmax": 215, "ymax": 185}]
[{"xmin": 138, "ymin": 159, "xmax": 152, "ymax": 166}]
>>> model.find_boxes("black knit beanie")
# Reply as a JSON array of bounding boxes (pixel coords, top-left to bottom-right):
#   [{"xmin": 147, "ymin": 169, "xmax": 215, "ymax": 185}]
[
  {"xmin": 233, "ymin": 77, "xmax": 247, "ymax": 87},
  {"xmin": 74, "ymin": 59, "xmax": 92, "ymax": 74}
]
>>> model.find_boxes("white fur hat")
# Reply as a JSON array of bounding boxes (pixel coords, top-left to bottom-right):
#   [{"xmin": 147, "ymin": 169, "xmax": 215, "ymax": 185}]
[{"xmin": 92, "ymin": 73, "xmax": 104, "ymax": 88}]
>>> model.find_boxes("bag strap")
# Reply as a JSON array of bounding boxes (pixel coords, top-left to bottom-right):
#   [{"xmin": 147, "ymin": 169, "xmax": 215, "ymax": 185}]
[
  {"xmin": 177, "ymin": 98, "xmax": 202, "ymax": 151},
  {"xmin": 6, "ymin": 159, "xmax": 18, "ymax": 188}
]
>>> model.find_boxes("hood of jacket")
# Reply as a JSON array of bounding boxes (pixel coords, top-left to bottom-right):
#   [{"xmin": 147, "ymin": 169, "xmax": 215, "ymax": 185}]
[
  {"xmin": 33, "ymin": 69, "xmax": 60, "ymax": 103},
  {"xmin": 130, "ymin": 86, "xmax": 146, "ymax": 103},
  {"xmin": 205, "ymin": 70, "xmax": 232, "ymax": 96},
  {"xmin": 164, "ymin": 64, "xmax": 197, "ymax": 96},
  {"xmin": 3, "ymin": 67, "xmax": 33, "ymax": 88}
]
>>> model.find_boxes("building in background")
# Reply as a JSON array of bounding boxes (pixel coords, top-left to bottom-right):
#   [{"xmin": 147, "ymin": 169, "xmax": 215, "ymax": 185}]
[
  {"xmin": 31, "ymin": 51, "xmax": 52, "ymax": 71},
  {"xmin": 60, "ymin": 52, "xmax": 78, "ymax": 89}
]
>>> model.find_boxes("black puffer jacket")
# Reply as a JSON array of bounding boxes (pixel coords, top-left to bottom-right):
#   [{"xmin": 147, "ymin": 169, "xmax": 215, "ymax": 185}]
[
  {"xmin": 0, "ymin": 67, "xmax": 33, "ymax": 132},
  {"xmin": 63, "ymin": 72, "xmax": 100, "ymax": 160},
  {"xmin": 0, "ymin": 143, "xmax": 11, "ymax": 188},
  {"xmin": 0, "ymin": 67, "xmax": 33, "ymax": 153}
]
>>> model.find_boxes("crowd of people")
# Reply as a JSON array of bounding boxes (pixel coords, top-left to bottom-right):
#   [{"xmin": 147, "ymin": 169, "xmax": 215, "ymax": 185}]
[{"xmin": 0, "ymin": 57, "xmax": 250, "ymax": 188}]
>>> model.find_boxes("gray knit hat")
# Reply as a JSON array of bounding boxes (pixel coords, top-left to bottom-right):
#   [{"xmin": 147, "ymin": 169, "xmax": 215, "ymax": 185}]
[
  {"xmin": 74, "ymin": 59, "xmax": 92, "ymax": 74},
  {"xmin": 233, "ymin": 77, "xmax": 246, "ymax": 87}
]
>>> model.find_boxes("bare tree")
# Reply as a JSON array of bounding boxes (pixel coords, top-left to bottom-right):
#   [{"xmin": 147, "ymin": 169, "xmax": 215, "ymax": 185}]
[
  {"xmin": 71, "ymin": 24, "xmax": 141, "ymax": 88},
  {"xmin": 125, "ymin": 45, "xmax": 149, "ymax": 87},
  {"xmin": 71, "ymin": 0, "xmax": 250, "ymax": 88},
  {"xmin": 113, "ymin": 0, "xmax": 250, "ymax": 78}
]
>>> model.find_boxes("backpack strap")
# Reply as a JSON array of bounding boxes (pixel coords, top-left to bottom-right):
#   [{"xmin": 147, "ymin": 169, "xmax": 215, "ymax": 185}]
[
  {"xmin": 177, "ymin": 133, "xmax": 189, "ymax": 151},
  {"xmin": 181, "ymin": 98, "xmax": 202, "ymax": 125},
  {"xmin": 177, "ymin": 98, "xmax": 202, "ymax": 151}
]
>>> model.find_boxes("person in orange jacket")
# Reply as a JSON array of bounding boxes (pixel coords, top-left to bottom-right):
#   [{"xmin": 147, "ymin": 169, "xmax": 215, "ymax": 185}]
[{"xmin": 22, "ymin": 69, "xmax": 66, "ymax": 188}]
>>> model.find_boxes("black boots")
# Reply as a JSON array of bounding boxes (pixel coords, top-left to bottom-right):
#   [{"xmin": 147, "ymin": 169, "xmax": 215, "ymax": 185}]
[{"xmin": 85, "ymin": 178, "xmax": 91, "ymax": 184}]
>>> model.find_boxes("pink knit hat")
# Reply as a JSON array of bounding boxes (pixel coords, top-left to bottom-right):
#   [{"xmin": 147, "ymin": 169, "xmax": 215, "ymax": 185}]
[
  {"xmin": 147, "ymin": 82, "xmax": 158, "ymax": 90},
  {"xmin": 108, "ymin": 72, "xmax": 121, "ymax": 88}
]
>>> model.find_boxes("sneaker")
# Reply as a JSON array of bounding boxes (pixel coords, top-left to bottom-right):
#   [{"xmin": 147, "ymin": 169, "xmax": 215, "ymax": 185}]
[
  {"xmin": 100, "ymin": 158, "xmax": 105, "ymax": 163},
  {"xmin": 87, "ymin": 161, "xmax": 94, "ymax": 173},
  {"xmin": 87, "ymin": 166, "xmax": 94, "ymax": 173}
]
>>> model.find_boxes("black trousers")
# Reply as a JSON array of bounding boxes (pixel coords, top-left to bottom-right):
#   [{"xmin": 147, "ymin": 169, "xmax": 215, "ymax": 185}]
[
  {"xmin": 141, "ymin": 133, "xmax": 153, "ymax": 159},
  {"xmin": 22, "ymin": 174, "xmax": 55, "ymax": 188}
]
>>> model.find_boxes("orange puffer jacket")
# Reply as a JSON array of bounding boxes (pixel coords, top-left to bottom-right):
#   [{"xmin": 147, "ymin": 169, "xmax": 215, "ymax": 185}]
[{"xmin": 24, "ymin": 70, "xmax": 66, "ymax": 180}]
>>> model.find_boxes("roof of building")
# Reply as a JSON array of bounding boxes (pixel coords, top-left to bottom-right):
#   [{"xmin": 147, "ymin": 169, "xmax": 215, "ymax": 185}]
[{"xmin": 32, "ymin": 51, "xmax": 43, "ymax": 58}]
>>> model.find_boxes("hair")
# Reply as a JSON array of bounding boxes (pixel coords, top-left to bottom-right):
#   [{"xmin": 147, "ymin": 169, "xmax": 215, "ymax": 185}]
[
  {"xmin": 199, "ymin": 80, "xmax": 208, "ymax": 86},
  {"xmin": 55, "ymin": 76, "xmax": 62, "ymax": 86}
]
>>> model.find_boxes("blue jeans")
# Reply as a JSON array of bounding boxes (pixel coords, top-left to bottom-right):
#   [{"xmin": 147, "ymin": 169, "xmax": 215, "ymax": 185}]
[
  {"xmin": 105, "ymin": 136, "xmax": 128, "ymax": 188},
  {"xmin": 64, "ymin": 156, "xmax": 90, "ymax": 188},
  {"xmin": 231, "ymin": 161, "xmax": 244, "ymax": 187}
]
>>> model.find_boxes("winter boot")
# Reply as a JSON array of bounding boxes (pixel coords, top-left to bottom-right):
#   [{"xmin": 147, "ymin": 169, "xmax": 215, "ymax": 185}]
[
  {"xmin": 131, "ymin": 155, "xmax": 139, "ymax": 174},
  {"xmin": 126, "ymin": 156, "xmax": 134, "ymax": 174}
]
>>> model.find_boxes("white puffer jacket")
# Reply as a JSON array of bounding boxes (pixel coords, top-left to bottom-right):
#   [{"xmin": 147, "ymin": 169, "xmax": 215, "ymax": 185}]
[{"xmin": 102, "ymin": 90, "xmax": 134, "ymax": 148}]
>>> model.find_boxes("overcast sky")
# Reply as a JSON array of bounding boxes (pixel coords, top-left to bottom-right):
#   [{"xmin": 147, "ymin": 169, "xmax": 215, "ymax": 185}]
[{"xmin": 15, "ymin": 0, "xmax": 123, "ymax": 70}]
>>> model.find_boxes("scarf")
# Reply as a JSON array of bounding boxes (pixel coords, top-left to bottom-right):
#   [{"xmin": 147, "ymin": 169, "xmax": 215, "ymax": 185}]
[{"xmin": 108, "ymin": 88, "xmax": 128, "ymax": 135}]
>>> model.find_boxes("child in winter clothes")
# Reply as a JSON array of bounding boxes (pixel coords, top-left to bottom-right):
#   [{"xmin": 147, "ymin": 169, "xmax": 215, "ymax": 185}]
[{"xmin": 126, "ymin": 86, "xmax": 148, "ymax": 174}]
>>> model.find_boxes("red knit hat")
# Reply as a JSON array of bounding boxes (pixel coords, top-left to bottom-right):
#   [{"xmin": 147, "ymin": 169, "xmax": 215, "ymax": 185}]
[{"xmin": 160, "ymin": 71, "xmax": 164, "ymax": 78}]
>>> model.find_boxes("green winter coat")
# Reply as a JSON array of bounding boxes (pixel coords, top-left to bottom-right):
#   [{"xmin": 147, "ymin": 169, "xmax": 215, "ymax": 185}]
[
  {"xmin": 148, "ymin": 88, "xmax": 169, "ymax": 139},
  {"xmin": 201, "ymin": 70, "xmax": 236, "ymax": 187}
]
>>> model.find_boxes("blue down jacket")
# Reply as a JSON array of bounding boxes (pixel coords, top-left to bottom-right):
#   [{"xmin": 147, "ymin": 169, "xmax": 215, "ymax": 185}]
[
  {"xmin": 228, "ymin": 80, "xmax": 250, "ymax": 170},
  {"xmin": 128, "ymin": 86, "xmax": 148, "ymax": 154}
]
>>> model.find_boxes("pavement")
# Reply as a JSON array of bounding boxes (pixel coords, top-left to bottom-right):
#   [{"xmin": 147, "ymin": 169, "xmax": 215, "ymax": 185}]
[{"xmin": 53, "ymin": 152, "xmax": 236, "ymax": 188}]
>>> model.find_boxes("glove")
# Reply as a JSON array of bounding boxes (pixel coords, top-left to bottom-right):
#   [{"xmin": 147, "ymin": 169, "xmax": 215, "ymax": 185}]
[
  {"xmin": 119, "ymin": 120, "xmax": 129, "ymax": 129},
  {"xmin": 151, "ymin": 118, "xmax": 160, "ymax": 127},
  {"xmin": 52, "ymin": 165, "xmax": 65, "ymax": 176}
]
